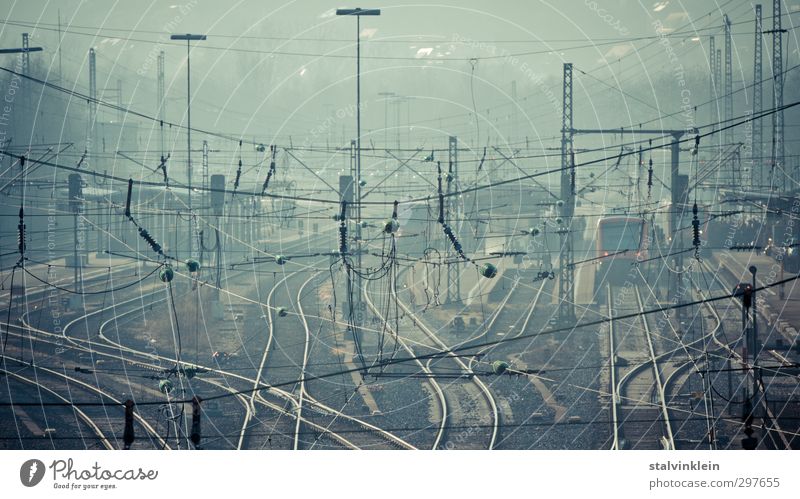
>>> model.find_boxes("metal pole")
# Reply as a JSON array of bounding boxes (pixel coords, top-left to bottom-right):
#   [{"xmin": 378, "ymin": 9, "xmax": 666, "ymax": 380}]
[
  {"xmin": 750, "ymin": 265, "xmax": 759, "ymax": 407},
  {"xmin": 752, "ymin": 6, "xmax": 763, "ymax": 188},
  {"xmin": 74, "ymin": 212, "xmax": 79, "ymax": 293},
  {"xmin": 356, "ymin": 13, "xmax": 361, "ymax": 270},
  {"xmin": 171, "ymin": 34, "xmax": 207, "ymax": 257},
  {"xmin": 186, "ymin": 39, "xmax": 192, "ymax": 259}
]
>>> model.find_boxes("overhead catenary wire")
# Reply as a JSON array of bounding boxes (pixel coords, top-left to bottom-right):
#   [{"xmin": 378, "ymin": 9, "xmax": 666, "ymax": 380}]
[{"xmin": 2, "ymin": 99, "xmax": 795, "ymax": 209}]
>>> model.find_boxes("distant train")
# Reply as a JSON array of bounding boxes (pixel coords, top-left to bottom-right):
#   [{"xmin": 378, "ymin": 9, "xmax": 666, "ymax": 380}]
[{"xmin": 595, "ymin": 216, "xmax": 649, "ymax": 287}]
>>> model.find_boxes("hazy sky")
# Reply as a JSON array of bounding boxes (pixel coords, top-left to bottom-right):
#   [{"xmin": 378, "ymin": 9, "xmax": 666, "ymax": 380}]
[{"xmin": 1, "ymin": 0, "xmax": 798, "ymax": 147}]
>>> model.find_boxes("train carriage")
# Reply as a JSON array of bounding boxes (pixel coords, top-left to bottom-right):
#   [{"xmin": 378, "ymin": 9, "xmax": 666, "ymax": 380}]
[{"xmin": 594, "ymin": 216, "xmax": 649, "ymax": 289}]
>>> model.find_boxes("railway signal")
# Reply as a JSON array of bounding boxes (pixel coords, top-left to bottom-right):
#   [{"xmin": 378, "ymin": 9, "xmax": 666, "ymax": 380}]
[
  {"xmin": 190, "ymin": 396, "xmax": 202, "ymax": 449},
  {"xmin": 123, "ymin": 400, "xmax": 135, "ymax": 450}
]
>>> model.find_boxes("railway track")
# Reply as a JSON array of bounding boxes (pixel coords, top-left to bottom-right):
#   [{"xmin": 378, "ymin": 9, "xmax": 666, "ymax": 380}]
[
  {"xmin": 0, "ymin": 350, "xmax": 169, "ymax": 449},
  {"xmin": 30, "ymin": 231, "xmax": 416, "ymax": 449},
  {"xmin": 607, "ymin": 282, "xmax": 675, "ymax": 449},
  {"xmin": 699, "ymin": 259, "xmax": 792, "ymax": 449},
  {"xmin": 293, "ymin": 271, "xmax": 419, "ymax": 449},
  {"xmin": 363, "ymin": 275, "xmax": 447, "ymax": 449},
  {"xmin": 0, "ymin": 364, "xmax": 115, "ymax": 450},
  {"xmin": 387, "ymin": 264, "xmax": 500, "ymax": 449}
]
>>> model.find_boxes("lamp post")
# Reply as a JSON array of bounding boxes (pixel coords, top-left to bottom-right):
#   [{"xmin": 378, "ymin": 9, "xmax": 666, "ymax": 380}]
[
  {"xmin": 336, "ymin": 8, "xmax": 380, "ymax": 368},
  {"xmin": 336, "ymin": 8, "xmax": 379, "ymax": 231},
  {"xmin": 170, "ymin": 33, "xmax": 206, "ymax": 259}
]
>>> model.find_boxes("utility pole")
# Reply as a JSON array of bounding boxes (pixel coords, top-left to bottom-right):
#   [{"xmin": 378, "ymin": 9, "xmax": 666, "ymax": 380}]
[
  {"xmin": 116, "ymin": 79, "xmax": 123, "ymax": 123},
  {"xmin": 723, "ymin": 15, "xmax": 733, "ymax": 152},
  {"xmin": 21, "ymin": 33, "xmax": 30, "ymax": 140},
  {"xmin": 88, "ymin": 48, "xmax": 103, "ymax": 254},
  {"xmin": 202, "ymin": 140, "xmax": 209, "ymax": 206},
  {"xmin": 378, "ymin": 91, "xmax": 395, "ymax": 185},
  {"xmin": 511, "ymin": 80, "xmax": 518, "ymax": 144},
  {"xmin": 709, "ymin": 36, "xmax": 716, "ymax": 125},
  {"xmin": 170, "ymin": 33, "xmax": 207, "ymax": 259},
  {"xmin": 752, "ymin": 5, "xmax": 763, "ymax": 188},
  {"xmin": 765, "ymin": 0, "xmax": 786, "ymax": 191},
  {"xmin": 715, "ymin": 49, "xmax": 722, "ymax": 154},
  {"xmin": 157, "ymin": 50, "xmax": 165, "ymax": 159},
  {"xmin": 446, "ymin": 136, "xmax": 460, "ymax": 304},
  {"xmin": 88, "ymin": 48, "xmax": 97, "ymax": 153},
  {"xmin": 68, "ymin": 174, "xmax": 83, "ymax": 296},
  {"xmin": 378, "ymin": 91, "xmax": 395, "ymax": 169},
  {"xmin": 0, "ymin": 38, "xmax": 41, "ymax": 162},
  {"xmin": 558, "ymin": 63, "xmax": 575, "ymax": 326},
  {"xmin": 750, "ymin": 266, "xmax": 759, "ymax": 404}
]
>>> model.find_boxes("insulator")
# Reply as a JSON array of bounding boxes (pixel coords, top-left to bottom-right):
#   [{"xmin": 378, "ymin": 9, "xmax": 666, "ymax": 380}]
[
  {"xmin": 275, "ymin": 255, "xmax": 286, "ymax": 265},
  {"xmin": 480, "ymin": 263, "xmax": 498, "ymax": 279},
  {"xmin": 692, "ymin": 203, "xmax": 701, "ymax": 251},
  {"xmin": 277, "ymin": 307, "xmax": 288, "ymax": 317},
  {"xmin": 17, "ymin": 207, "xmax": 25, "ymax": 255},
  {"xmin": 391, "ymin": 200, "xmax": 398, "ymax": 220},
  {"xmin": 138, "ymin": 227, "xmax": 163, "ymax": 255},
  {"xmin": 338, "ymin": 202, "xmax": 348, "ymax": 256},
  {"xmin": 159, "ymin": 266, "xmax": 174, "ymax": 283},
  {"xmin": 383, "ymin": 218, "xmax": 400, "ymax": 234},
  {"xmin": 261, "ymin": 169, "xmax": 273, "ymax": 196},
  {"xmin": 443, "ymin": 224, "xmax": 465, "ymax": 259},
  {"xmin": 185, "ymin": 259, "xmax": 201, "ymax": 273},
  {"xmin": 158, "ymin": 378, "xmax": 173, "ymax": 395},
  {"xmin": 492, "ymin": 360, "xmax": 509, "ymax": 375},
  {"xmin": 233, "ymin": 160, "xmax": 242, "ymax": 191},
  {"xmin": 570, "ymin": 150, "xmax": 576, "ymax": 194}
]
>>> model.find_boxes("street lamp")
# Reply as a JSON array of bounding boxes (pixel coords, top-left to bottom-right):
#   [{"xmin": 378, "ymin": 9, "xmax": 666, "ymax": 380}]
[
  {"xmin": 170, "ymin": 33, "xmax": 206, "ymax": 258},
  {"xmin": 336, "ymin": 8, "xmax": 379, "ymax": 229},
  {"xmin": 336, "ymin": 8, "xmax": 379, "ymax": 369}
]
